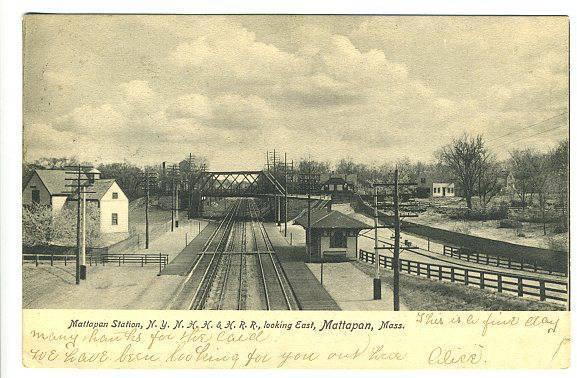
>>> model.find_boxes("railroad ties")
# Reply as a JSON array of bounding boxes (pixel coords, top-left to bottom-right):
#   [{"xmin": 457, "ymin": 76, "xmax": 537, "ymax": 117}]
[{"xmin": 167, "ymin": 198, "xmax": 299, "ymax": 311}]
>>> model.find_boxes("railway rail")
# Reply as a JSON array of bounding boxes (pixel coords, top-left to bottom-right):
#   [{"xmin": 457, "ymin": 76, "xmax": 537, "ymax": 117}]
[{"xmin": 168, "ymin": 198, "xmax": 299, "ymax": 310}]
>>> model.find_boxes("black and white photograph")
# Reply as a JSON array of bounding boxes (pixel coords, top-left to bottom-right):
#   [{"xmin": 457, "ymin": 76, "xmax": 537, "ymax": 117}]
[{"xmin": 20, "ymin": 15, "xmax": 568, "ymax": 313}]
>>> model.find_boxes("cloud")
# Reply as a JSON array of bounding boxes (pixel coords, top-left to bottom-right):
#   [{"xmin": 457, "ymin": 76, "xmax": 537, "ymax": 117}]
[
  {"xmin": 119, "ymin": 80, "xmax": 156, "ymax": 102},
  {"xmin": 53, "ymin": 104, "xmax": 125, "ymax": 135},
  {"xmin": 166, "ymin": 93, "xmax": 213, "ymax": 119},
  {"xmin": 169, "ymin": 18, "xmax": 309, "ymax": 85},
  {"xmin": 210, "ymin": 93, "xmax": 277, "ymax": 130},
  {"xmin": 23, "ymin": 16, "xmax": 568, "ymax": 169}
]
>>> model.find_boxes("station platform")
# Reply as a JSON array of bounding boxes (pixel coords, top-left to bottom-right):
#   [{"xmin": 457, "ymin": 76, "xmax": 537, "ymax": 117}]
[
  {"xmin": 264, "ymin": 224, "xmax": 340, "ymax": 311},
  {"xmin": 160, "ymin": 222, "xmax": 217, "ymax": 276}
]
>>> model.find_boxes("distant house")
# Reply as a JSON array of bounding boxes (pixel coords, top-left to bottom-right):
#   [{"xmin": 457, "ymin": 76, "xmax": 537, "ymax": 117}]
[
  {"xmin": 320, "ymin": 173, "xmax": 357, "ymax": 202},
  {"xmin": 293, "ymin": 208, "xmax": 372, "ymax": 260},
  {"xmin": 23, "ymin": 169, "xmax": 129, "ymax": 234},
  {"xmin": 417, "ymin": 175, "xmax": 456, "ymax": 198}
]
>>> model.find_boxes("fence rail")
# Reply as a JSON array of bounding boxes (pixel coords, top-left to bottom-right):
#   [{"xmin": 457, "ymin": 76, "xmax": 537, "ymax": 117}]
[
  {"xmin": 23, "ymin": 252, "xmax": 169, "ymax": 270},
  {"xmin": 359, "ymin": 249, "xmax": 567, "ymax": 304},
  {"xmin": 442, "ymin": 245, "xmax": 565, "ymax": 277}
]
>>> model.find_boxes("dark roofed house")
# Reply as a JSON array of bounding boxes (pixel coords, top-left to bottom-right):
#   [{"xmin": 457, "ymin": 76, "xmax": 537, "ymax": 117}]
[
  {"xmin": 23, "ymin": 169, "xmax": 129, "ymax": 234},
  {"xmin": 294, "ymin": 208, "xmax": 372, "ymax": 261}
]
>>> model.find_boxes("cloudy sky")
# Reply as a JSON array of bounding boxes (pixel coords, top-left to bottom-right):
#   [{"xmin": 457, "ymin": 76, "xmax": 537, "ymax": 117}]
[{"xmin": 23, "ymin": 15, "xmax": 568, "ymax": 170}]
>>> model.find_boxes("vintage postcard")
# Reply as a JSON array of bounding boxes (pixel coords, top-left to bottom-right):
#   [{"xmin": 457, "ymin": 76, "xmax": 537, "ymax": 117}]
[{"xmin": 20, "ymin": 15, "xmax": 569, "ymax": 369}]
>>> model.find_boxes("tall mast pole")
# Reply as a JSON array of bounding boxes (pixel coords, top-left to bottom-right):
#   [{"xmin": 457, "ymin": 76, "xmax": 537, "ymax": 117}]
[
  {"xmin": 81, "ymin": 190, "xmax": 86, "ymax": 279},
  {"xmin": 373, "ymin": 184, "xmax": 381, "ymax": 299},
  {"xmin": 393, "ymin": 168, "xmax": 401, "ymax": 311},
  {"xmin": 75, "ymin": 165, "xmax": 81, "ymax": 285},
  {"xmin": 145, "ymin": 172, "xmax": 150, "ymax": 249}
]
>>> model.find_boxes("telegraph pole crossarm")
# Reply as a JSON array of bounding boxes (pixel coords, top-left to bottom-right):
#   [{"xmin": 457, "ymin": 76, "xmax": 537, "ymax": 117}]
[
  {"xmin": 64, "ymin": 165, "xmax": 97, "ymax": 284},
  {"xmin": 371, "ymin": 173, "xmax": 417, "ymax": 309}
]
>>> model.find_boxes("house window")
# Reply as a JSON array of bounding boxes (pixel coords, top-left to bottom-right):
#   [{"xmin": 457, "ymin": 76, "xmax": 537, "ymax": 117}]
[
  {"xmin": 31, "ymin": 189, "xmax": 40, "ymax": 204},
  {"xmin": 330, "ymin": 230, "xmax": 347, "ymax": 248},
  {"xmin": 111, "ymin": 213, "xmax": 118, "ymax": 225},
  {"xmin": 112, "ymin": 192, "xmax": 118, "ymax": 199}
]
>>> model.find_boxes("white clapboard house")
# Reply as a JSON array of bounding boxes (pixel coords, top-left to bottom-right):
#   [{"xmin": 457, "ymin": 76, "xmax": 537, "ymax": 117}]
[{"xmin": 23, "ymin": 168, "xmax": 129, "ymax": 234}]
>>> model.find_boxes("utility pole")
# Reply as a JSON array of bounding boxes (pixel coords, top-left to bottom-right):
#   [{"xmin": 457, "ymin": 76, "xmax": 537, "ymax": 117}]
[
  {"xmin": 169, "ymin": 164, "xmax": 180, "ymax": 231},
  {"xmin": 284, "ymin": 152, "xmax": 288, "ymax": 237},
  {"xmin": 81, "ymin": 190, "xmax": 86, "ymax": 277},
  {"xmin": 372, "ymin": 170, "xmax": 417, "ymax": 309},
  {"xmin": 65, "ymin": 165, "xmax": 95, "ymax": 284},
  {"xmin": 143, "ymin": 169, "xmax": 157, "ymax": 249},
  {"xmin": 373, "ymin": 185, "xmax": 381, "ymax": 299},
  {"xmin": 392, "ymin": 169, "xmax": 401, "ymax": 311}
]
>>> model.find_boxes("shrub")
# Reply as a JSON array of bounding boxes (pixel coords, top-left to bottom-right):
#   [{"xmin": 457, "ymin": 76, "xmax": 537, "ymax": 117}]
[
  {"xmin": 448, "ymin": 204, "xmax": 508, "ymax": 221},
  {"xmin": 498, "ymin": 219, "xmax": 522, "ymax": 229},
  {"xmin": 22, "ymin": 202, "xmax": 101, "ymax": 247},
  {"xmin": 22, "ymin": 204, "xmax": 54, "ymax": 246}
]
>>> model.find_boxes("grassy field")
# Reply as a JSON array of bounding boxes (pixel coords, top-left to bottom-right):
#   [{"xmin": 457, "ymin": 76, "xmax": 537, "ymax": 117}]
[
  {"xmin": 412, "ymin": 209, "xmax": 567, "ymax": 250},
  {"xmin": 353, "ymin": 261, "xmax": 565, "ymax": 311}
]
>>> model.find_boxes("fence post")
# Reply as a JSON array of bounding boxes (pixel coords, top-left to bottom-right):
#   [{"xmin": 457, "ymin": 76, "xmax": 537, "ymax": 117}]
[
  {"xmin": 427, "ymin": 237, "xmax": 430, "ymax": 251},
  {"xmin": 497, "ymin": 255, "xmax": 500, "ymax": 267},
  {"xmin": 517, "ymin": 277, "xmax": 523, "ymax": 297},
  {"xmin": 450, "ymin": 267, "xmax": 455, "ymax": 282},
  {"xmin": 35, "ymin": 254, "xmax": 38, "ymax": 267},
  {"xmin": 118, "ymin": 256, "xmax": 121, "ymax": 266},
  {"xmin": 427, "ymin": 264, "xmax": 431, "ymax": 279},
  {"xmin": 475, "ymin": 253, "xmax": 479, "ymax": 263},
  {"xmin": 520, "ymin": 259, "xmax": 524, "ymax": 271},
  {"xmin": 65, "ymin": 255, "xmax": 67, "ymax": 266},
  {"xmin": 141, "ymin": 256, "xmax": 144, "ymax": 267},
  {"xmin": 508, "ymin": 258, "xmax": 512, "ymax": 269},
  {"xmin": 158, "ymin": 252, "xmax": 162, "ymax": 276},
  {"xmin": 464, "ymin": 269, "xmax": 469, "ymax": 286},
  {"xmin": 480, "ymin": 272, "xmax": 485, "ymax": 289},
  {"xmin": 486, "ymin": 255, "xmax": 489, "ymax": 265},
  {"xmin": 50, "ymin": 251, "xmax": 54, "ymax": 266},
  {"xmin": 438, "ymin": 266, "xmax": 442, "ymax": 281},
  {"xmin": 497, "ymin": 275, "xmax": 502, "ymax": 292},
  {"xmin": 417, "ymin": 263, "xmax": 421, "ymax": 276},
  {"xmin": 539, "ymin": 280, "xmax": 546, "ymax": 301}
]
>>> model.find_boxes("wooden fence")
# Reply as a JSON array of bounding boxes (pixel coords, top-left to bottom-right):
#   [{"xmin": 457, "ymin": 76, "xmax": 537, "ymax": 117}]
[
  {"xmin": 442, "ymin": 245, "xmax": 565, "ymax": 277},
  {"xmin": 359, "ymin": 249, "xmax": 567, "ymax": 304},
  {"xmin": 23, "ymin": 252, "xmax": 168, "ymax": 270}
]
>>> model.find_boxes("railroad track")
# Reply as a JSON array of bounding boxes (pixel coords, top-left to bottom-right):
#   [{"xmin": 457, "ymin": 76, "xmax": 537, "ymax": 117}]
[
  {"xmin": 168, "ymin": 198, "xmax": 298, "ymax": 311},
  {"xmin": 248, "ymin": 200, "xmax": 298, "ymax": 310}
]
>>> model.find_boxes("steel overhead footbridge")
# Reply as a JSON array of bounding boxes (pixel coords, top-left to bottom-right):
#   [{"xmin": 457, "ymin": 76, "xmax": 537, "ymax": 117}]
[{"xmin": 191, "ymin": 170, "xmax": 329, "ymax": 200}]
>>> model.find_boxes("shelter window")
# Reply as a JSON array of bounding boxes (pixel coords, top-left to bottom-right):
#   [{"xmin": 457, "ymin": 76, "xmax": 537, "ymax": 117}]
[
  {"xmin": 112, "ymin": 192, "xmax": 119, "ymax": 199},
  {"xmin": 330, "ymin": 230, "xmax": 347, "ymax": 248},
  {"xmin": 111, "ymin": 213, "xmax": 118, "ymax": 225}
]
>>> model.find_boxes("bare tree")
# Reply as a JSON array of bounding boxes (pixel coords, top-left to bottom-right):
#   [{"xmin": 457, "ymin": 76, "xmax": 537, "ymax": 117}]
[
  {"xmin": 477, "ymin": 158, "xmax": 503, "ymax": 210},
  {"xmin": 509, "ymin": 148, "xmax": 544, "ymax": 208},
  {"xmin": 438, "ymin": 133, "xmax": 487, "ymax": 210}
]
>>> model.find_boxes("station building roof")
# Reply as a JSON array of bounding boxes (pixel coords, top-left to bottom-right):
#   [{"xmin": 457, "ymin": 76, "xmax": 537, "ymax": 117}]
[{"xmin": 293, "ymin": 209, "xmax": 372, "ymax": 230}]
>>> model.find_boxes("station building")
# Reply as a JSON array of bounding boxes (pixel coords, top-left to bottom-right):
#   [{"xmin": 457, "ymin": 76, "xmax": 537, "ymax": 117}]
[{"xmin": 293, "ymin": 208, "xmax": 372, "ymax": 261}]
